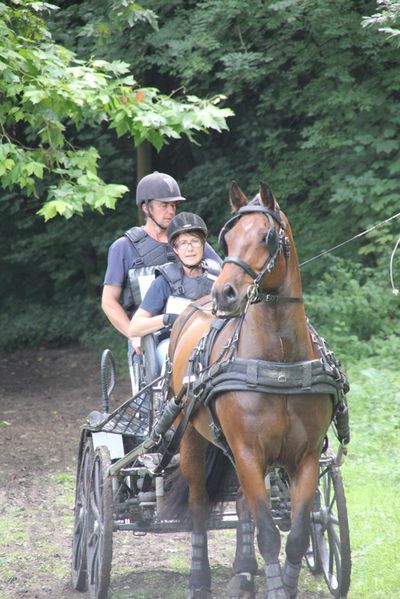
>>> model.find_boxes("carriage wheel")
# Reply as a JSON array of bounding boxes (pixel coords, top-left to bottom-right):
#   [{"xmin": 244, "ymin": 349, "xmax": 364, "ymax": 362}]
[
  {"xmin": 71, "ymin": 437, "xmax": 93, "ymax": 591},
  {"xmin": 305, "ymin": 482, "xmax": 322, "ymax": 575},
  {"xmin": 307, "ymin": 465, "xmax": 351, "ymax": 598},
  {"xmin": 87, "ymin": 446, "xmax": 114, "ymax": 599},
  {"xmin": 305, "ymin": 520, "xmax": 321, "ymax": 574}
]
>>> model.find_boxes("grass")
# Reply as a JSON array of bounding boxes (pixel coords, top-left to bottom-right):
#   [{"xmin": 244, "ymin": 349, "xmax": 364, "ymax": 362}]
[
  {"xmin": 0, "ymin": 509, "xmax": 28, "ymax": 544},
  {"xmin": 341, "ymin": 359, "xmax": 400, "ymax": 598}
]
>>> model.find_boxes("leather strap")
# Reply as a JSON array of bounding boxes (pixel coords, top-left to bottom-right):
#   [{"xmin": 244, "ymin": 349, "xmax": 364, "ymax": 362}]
[{"xmin": 223, "ymin": 256, "xmax": 258, "ymax": 279}]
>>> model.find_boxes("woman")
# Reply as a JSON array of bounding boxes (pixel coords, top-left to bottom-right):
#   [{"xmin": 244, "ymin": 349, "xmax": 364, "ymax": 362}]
[{"xmin": 129, "ymin": 212, "xmax": 221, "ymax": 370}]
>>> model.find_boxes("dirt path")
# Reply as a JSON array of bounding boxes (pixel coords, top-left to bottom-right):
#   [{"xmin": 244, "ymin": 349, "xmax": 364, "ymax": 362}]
[{"xmin": 0, "ymin": 346, "xmax": 329, "ymax": 599}]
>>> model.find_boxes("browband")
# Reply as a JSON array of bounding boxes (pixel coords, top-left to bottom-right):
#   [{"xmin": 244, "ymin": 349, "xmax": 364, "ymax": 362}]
[{"xmin": 236, "ymin": 205, "xmax": 286, "ymax": 229}]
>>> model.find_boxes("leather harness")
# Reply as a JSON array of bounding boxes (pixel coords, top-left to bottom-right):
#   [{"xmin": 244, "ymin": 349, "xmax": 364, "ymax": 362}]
[{"xmin": 156, "ymin": 310, "xmax": 348, "ymax": 471}]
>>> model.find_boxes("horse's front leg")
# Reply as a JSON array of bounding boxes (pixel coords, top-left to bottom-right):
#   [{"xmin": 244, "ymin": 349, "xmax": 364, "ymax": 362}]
[
  {"xmin": 180, "ymin": 426, "xmax": 212, "ymax": 599},
  {"xmin": 227, "ymin": 489, "xmax": 257, "ymax": 599},
  {"xmin": 235, "ymin": 455, "xmax": 288, "ymax": 599},
  {"xmin": 283, "ymin": 455, "xmax": 321, "ymax": 599}
]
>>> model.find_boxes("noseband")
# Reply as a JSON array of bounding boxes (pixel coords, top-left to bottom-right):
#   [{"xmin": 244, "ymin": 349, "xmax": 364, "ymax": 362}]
[{"xmin": 218, "ymin": 205, "xmax": 303, "ymax": 305}]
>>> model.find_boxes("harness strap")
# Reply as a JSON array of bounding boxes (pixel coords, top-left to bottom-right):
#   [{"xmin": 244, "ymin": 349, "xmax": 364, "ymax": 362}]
[
  {"xmin": 192, "ymin": 358, "xmax": 343, "ymax": 407},
  {"xmin": 154, "ymin": 315, "xmax": 233, "ymax": 472},
  {"xmin": 153, "ymin": 382, "xmax": 199, "ymax": 473},
  {"xmin": 223, "ymin": 256, "xmax": 258, "ymax": 279},
  {"xmin": 247, "ymin": 285, "xmax": 304, "ymax": 304}
]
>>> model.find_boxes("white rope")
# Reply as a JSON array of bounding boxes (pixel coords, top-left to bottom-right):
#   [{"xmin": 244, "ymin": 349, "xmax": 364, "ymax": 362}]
[
  {"xmin": 389, "ymin": 235, "xmax": 400, "ymax": 296},
  {"xmin": 300, "ymin": 210, "xmax": 400, "ymax": 267}
]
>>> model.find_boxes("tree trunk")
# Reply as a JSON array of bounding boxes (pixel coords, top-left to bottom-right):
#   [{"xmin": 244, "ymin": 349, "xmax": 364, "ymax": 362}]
[{"xmin": 136, "ymin": 140, "xmax": 152, "ymax": 225}]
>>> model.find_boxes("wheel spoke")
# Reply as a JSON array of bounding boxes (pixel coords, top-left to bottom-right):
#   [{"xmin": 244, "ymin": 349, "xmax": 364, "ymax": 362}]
[
  {"xmin": 88, "ymin": 531, "xmax": 99, "ymax": 584},
  {"xmin": 309, "ymin": 462, "xmax": 351, "ymax": 597},
  {"xmin": 89, "ymin": 491, "xmax": 103, "ymax": 527},
  {"xmin": 328, "ymin": 523, "xmax": 341, "ymax": 547}
]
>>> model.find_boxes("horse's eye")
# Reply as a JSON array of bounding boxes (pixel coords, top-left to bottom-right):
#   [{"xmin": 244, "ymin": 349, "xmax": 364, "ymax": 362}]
[{"xmin": 265, "ymin": 229, "xmax": 279, "ymax": 255}]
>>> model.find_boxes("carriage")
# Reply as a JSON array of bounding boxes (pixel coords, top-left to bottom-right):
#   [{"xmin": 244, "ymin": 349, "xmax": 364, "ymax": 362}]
[{"xmin": 72, "ymin": 182, "xmax": 351, "ymax": 599}]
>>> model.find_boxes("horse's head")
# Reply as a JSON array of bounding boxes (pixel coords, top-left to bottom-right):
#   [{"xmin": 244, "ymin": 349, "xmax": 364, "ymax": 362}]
[{"xmin": 212, "ymin": 181, "xmax": 294, "ymax": 316}]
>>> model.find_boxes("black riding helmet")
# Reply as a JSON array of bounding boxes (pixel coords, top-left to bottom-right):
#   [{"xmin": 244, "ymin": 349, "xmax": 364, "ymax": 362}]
[
  {"xmin": 136, "ymin": 171, "xmax": 186, "ymax": 206},
  {"xmin": 167, "ymin": 212, "xmax": 208, "ymax": 246}
]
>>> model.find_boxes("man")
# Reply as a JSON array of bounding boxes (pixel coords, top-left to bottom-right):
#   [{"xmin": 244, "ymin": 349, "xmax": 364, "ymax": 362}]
[{"xmin": 102, "ymin": 171, "xmax": 221, "ymax": 390}]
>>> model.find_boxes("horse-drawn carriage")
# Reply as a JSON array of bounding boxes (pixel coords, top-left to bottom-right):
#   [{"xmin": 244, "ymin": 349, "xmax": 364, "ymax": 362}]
[{"xmin": 72, "ymin": 183, "xmax": 351, "ymax": 599}]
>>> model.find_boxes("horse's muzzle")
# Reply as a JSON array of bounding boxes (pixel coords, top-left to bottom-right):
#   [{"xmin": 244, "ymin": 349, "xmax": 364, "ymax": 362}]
[{"xmin": 212, "ymin": 283, "xmax": 242, "ymax": 316}]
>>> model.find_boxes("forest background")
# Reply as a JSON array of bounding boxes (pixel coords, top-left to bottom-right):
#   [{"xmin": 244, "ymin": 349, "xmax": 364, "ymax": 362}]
[
  {"xmin": 1, "ymin": 2, "xmax": 400, "ymax": 598},
  {"xmin": 0, "ymin": 0, "xmax": 399, "ymax": 363}
]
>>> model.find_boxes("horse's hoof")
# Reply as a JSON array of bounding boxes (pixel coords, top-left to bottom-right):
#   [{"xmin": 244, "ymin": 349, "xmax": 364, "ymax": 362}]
[
  {"xmin": 227, "ymin": 572, "xmax": 256, "ymax": 598},
  {"xmin": 187, "ymin": 587, "xmax": 212, "ymax": 599}
]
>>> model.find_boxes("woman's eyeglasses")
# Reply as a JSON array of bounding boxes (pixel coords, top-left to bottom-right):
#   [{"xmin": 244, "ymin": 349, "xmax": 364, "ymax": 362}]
[{"xmin": 174, "ymin": 238, "xmax": 203, "ymax": 250}]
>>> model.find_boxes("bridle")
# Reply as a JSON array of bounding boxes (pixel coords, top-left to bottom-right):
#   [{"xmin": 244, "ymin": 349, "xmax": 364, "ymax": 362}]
[{"xmin": 218, "ymin": 205, "xmax": 303, "ymax": 305}]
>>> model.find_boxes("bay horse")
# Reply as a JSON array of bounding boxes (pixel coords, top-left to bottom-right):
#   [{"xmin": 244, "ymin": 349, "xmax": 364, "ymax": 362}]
[{"xmin": 166, "ymin": 182, "xmax": 334, "ymax": 599}]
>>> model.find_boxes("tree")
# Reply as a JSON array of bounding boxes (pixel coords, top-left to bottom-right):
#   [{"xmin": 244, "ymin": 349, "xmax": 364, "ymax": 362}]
[
  {"xmin": 363, "ymin": 0, "xmax": 400, "ymax": 45},
  {"xmin": 0, "ymin": 1, "xmax": 233, "ymax": 220},
  {"xmin": 2, "ymin": 0, "xmax": 399, "ymax": 353},
  {"xmin": 120, "ymin": 0, "xmax": 400, "ymax": 269}
]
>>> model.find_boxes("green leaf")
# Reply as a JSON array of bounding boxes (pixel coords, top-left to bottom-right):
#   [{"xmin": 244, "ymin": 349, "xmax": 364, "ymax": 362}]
[{"xmin": 0, "ymin": 1, "xmax": 232, "ymax": 218}]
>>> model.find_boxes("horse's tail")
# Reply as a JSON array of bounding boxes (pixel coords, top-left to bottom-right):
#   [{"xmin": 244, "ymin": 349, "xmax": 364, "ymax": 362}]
[{"xmin": 161, "ymin": 444, "xmax": 235, "ymax": 521}]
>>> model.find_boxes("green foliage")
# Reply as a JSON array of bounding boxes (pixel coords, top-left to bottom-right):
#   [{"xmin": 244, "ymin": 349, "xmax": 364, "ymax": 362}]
[
  {"xmin": 1, "ymin": 0, "xmax": 400, "ymax": 357},
  {"xmin": 363, "ymin": 0, "xmax": 400, "ymax": 45},
  {"xmin": 0, "ymin": 1, "xmax": 233, "ymax": 219},
  {"xmin": 304, "ymin": 258, "xmax": 399, "ymax": 362},
  {"xmin": 0, "ymin": 298, "xmax": 101, "ymax": 350},
  {"xmin": 129, "ymin": 0, "xmax": 400, "ymax": 261}
]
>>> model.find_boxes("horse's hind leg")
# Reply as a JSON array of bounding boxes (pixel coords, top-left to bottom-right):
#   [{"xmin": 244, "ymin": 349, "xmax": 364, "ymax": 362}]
[
  {"xmin": 180, "ymin": 426, "xmax": 212, "ymax": 599},
  {"xmin": 227, "ymin": 490, "xmax": 257, "ymax": 598},
  {"xmin": 283, "ymin": 456, "xmax": 320, "ymax": 599}
]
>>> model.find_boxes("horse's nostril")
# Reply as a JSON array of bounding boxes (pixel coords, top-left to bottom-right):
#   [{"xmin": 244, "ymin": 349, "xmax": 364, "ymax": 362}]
[{"xmin": 223, "ymin": 283, "xmax": 237, "ymax": 302}]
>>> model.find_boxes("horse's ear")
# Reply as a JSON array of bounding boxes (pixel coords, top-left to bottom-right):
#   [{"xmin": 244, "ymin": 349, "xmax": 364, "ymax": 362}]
[
  {"xmin": 229, "ymin": 181, "xmax": 248, "ymax": 213},
  {"xmin": 259, "ymin": 181, "xmax": 279, "ymax": 211}
]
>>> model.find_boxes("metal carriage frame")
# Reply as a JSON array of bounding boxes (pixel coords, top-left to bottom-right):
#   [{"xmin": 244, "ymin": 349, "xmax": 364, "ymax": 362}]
[{"xmin": 71, "ymin": 338, "xmax": 351, "ymax": 599}]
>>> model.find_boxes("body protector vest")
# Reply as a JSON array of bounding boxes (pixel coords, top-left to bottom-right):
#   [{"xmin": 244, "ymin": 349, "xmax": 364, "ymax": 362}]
[
  {"xmin": 124, "ymin": 227, "xmax": 177, "ymax": 313},
  {"xmin": 155, "ymin": 259, "xmax": 221, "ymax": 307}
]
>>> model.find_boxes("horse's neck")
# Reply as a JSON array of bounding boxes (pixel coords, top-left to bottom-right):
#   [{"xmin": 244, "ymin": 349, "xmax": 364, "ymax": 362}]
[
  {"xmin": 241, "ymin": 262, "xmax": 314, "ymax": 362},
  {"xmin": 240, "ymin": 303, "xmax": 313, "ymax": 363}
]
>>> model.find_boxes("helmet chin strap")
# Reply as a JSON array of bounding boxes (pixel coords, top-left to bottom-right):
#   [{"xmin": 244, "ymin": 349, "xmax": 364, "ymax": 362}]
[{"xmin": 145, "ymin": 200, "xmax": 168, "ymax": 230}]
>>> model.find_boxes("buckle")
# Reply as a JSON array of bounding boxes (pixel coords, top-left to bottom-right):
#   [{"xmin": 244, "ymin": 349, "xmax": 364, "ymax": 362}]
[{"xmin": 247, "ymin": 283, "xmax": 259, "ymax": 303}]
